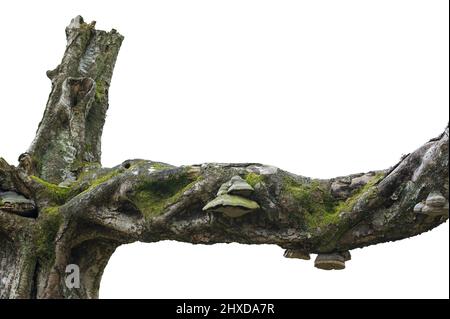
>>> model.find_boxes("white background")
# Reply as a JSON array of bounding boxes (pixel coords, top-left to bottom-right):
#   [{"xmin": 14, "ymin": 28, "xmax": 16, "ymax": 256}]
[{"xmin": 0, "ymin": 0, "xmax": 448, "ymax": 298}]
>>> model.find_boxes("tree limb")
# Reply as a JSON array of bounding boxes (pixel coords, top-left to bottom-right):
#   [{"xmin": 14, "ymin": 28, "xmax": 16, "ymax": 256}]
[
  {"xmin": 0, "ymin": 16, "xmax": 448, "ymax": 299},
  {"xmin": 57, "ymin": 125, "xmax": 448, "ymax": 253},
  {"xmin": 22, "ymin": 16, "xmax": 123, "ymax": 184}
]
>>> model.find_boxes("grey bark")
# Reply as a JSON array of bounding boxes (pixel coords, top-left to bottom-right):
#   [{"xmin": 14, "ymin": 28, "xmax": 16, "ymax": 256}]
[
  {"xmin": 0, "ymin": 17, "xmax": 448, "ymax": 299},
  {"xmin": 24, "ymin": 16, "xmax": 123, "ymax": 184}
]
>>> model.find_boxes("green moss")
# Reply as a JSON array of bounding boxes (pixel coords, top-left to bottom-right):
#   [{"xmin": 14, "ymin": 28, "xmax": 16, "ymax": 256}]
[
  {"xmin": 36, "ymin": 207, "xmax": 62, "ymax": 267},
  {"xmin": 31, "ymin": 176, "xmax": 71, "ymax": 204},
  {"xmin": 283, "ymin": 172, "xmax": 385, "ymax": 230},
  {"xmin": 88, "ymin": 170, "xmax": 119, "ymax": 189},
  {"xmin": 41, "ymin": 206, "xmax": 61, "ymax": 216},
  {"xmin": 85, "ymin": 143, "xmax": 93, "ymax": 153},
  {"xmin": 245, "ymin": 172, "xmax": 264, "ymax": 187},
  {"xmin": 151, "ymin": 162, "xmax": 172, "ymax": 170},
  {"xmin": 74, "ymin": 169, "xmax": 121, "ymax": 197},
  {"xmin": 79, "ymin": 22, "xmax": 95, "ymax": 32},
  {"xmin": 283, "ymin": 177, "xmax": 337, "ymax": 228},
  {"xmin": 334, "ymin": 172, "xmax": 385, "ymax": 213},
  {"xmin": 131, "ymin": 174, "xmax": 200, "ymax": 218},
  {"xmin": 315, "ymin": 172, "xmax": 385, "ymax": 252},
  {"xmin": 95, "ymin": 80, "xmax": 106, "ymax": 103},
  {"xmin": 305, "ymin": 210, "xmax": 341, "ymax": 229},
  {"xmin": 32, "ymin": 168, "xmax": 121, "ymax": 204},
  {"xmin": 71, "ymin": 162, "xmax": 101, "ymax": 182}
]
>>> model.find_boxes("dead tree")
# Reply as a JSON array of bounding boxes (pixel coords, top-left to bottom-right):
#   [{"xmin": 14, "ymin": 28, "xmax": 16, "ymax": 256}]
[{"xmin": 0, "ymin": 16, "xmax": 448, "ymax": 299}]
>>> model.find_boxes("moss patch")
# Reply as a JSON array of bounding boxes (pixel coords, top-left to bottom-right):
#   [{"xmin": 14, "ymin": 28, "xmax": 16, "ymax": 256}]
[
  {"xmin": 283, "ymin": 177, "xmax": 337, "ymax": 228},
  {"xmin": 31, "ymin": 176, "xmax": 71, "ymax": 204},
  {"xmin": 283, "ymin": 172, "xmax": 385, "ymax": 230},
  {"xmin": 86, "ymin": 170, "xmax": 119, "ymax": 189},
  {"xmin": 334, "ymin": 172, "xmax": 385, "ymax": 213},
  {"xmin": 41, "ymin": 206, "xmax": 61, "ymax": 216},
  {"xmin": 151, "ymin": 162, "xmax": 173, "ymax": 171},
  {"xmin": 131, "ymin": 174, "xmax": 200, "ymax": 218},
  {"xmin": 36, "ymin": 207, "xmax": 63, "ymax": 267},
  {"xmin": 79, "ymin": 22, "xmax": 95, "ymax": 32},
  {"xmin": 33, "ymin": 168, "xmax": 121, "ymax": 204},
  {"xmin": 73, "ymin": 169, "xmax": 121, "ymax": 198},
  {"xmin": 95, "ymin": 80, "xmax": 106, "ymax": 103},
  {"xmin": 245, "ymin": 172, "xmax": 264, "ymax": 187}
]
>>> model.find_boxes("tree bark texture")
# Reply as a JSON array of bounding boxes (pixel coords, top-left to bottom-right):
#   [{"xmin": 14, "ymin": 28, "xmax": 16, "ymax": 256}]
[{"xmin": 0, "ymin": 17, "xmax": 448, "ymax": 299}]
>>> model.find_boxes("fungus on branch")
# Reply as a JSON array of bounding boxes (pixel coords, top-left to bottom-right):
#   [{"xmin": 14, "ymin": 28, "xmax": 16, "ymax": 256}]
[
  {"xmin": 203, "ymin": 175, "xmax": 260, "ymax": 218},
  {"xmin": 314, "ymin": 253, "xmax": 348, "ymax": 270},
  {"xmin": 0, "ymin": 191, "xmax": 36, "ymax": 217},
  {"xmin": 283, "ymin": 249, "xmax": 311, "ymax": 260},
  {"xmin": 414, "ymin": 191, "xmax": 449, "ymax": 217}
]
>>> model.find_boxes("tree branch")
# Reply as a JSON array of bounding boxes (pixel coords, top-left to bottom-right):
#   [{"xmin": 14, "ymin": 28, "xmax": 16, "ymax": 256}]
[
  {"xmin": 22, "ymin": 16, "xmax": 123, "ymax": 184},
  {"xmin": 0, "ymin": 16, "xmax": 448, "ymax": 299},
  {"xmin": 58, "ymin": 126, "xmax": 447, "ymax": 256}
]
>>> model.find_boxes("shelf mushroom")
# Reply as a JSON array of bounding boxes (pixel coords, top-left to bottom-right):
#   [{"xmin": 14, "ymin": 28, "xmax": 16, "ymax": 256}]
[
  {"xmin": 227, "ymin": 175, "xmax": 254, "ymax": 197},
  {"xmin": 203, "ymin": 175, "xmax": 260, "ymax": 218},
  {"xmin": 283, "ymin": 249, "xmax": 311, "ymax": 260},
  {"xmin": 413, "ymin": 191, "xmax": 449, "ymax": 217},
  {"xmin": 0, "ymin": 191, "xmax": 36, "ymax": 217},
  {"xmin": 314, "ymin": 251, "xmax": 351, "ymax": 270}
]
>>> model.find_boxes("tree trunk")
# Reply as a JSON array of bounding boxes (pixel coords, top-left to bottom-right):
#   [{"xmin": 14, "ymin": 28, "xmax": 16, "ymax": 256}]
[
  {"xmin": 0, "ymin": 16, "xmax": 448, "ymax": 299},
  {"xmin": 24, "ymin": 16, "xmax": 123, "ymax": 184}
]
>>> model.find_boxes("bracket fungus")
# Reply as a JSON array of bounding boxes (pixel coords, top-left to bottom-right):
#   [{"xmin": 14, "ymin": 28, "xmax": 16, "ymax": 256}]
[
  {"xmin": 284, "ymin": 249, "xmax": 350, "ymax": 269},
  {"xmin": 227, "ymin": 175, "xmax": 254, "ymax": 197},
  {"xmin": 314, "ymin": 251, "xmax": 351, "ymax": 270},
  {"xmin": 203, "ymin": 176, "xmax": 260, "ymax": 218},
  {"xmin": 414, "ymin": 191, "xmax": 449, "ymax": 217},
  {"xmin": 0, "ymin": 191, "xmax": 36, "ymax": 217},
  {"xmin": 283, "ymin": 249, "xmax": 311, "ymax": 260}
]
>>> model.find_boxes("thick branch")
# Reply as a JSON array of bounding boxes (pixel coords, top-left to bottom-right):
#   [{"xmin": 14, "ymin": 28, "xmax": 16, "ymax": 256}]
[
  {"xmin": 59, "ymin": 125, "xmax": 449, "ymax": 254},
  {"xmin": 13, "ymin": 125, "xmax": 442, "ymax": 299}
]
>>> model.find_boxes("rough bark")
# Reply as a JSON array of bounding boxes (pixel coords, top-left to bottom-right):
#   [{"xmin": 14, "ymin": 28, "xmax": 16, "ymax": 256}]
[
  {"xmin": 23, "ymin": 16, "xmax": 123, "ymax": 184},
  {"xmin": 0, "ymin": 17, "xmax": 448, "ymax": 299}
]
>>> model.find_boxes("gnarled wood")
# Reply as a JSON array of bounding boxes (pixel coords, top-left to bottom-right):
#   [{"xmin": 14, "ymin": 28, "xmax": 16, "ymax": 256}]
[
  {"xmin": 23, "ymin": 16, "xmax": 123, "ymax": 184},
  {"xmin": 0, "ymin": 17, "xmax": 448, "ymax": 299}
]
